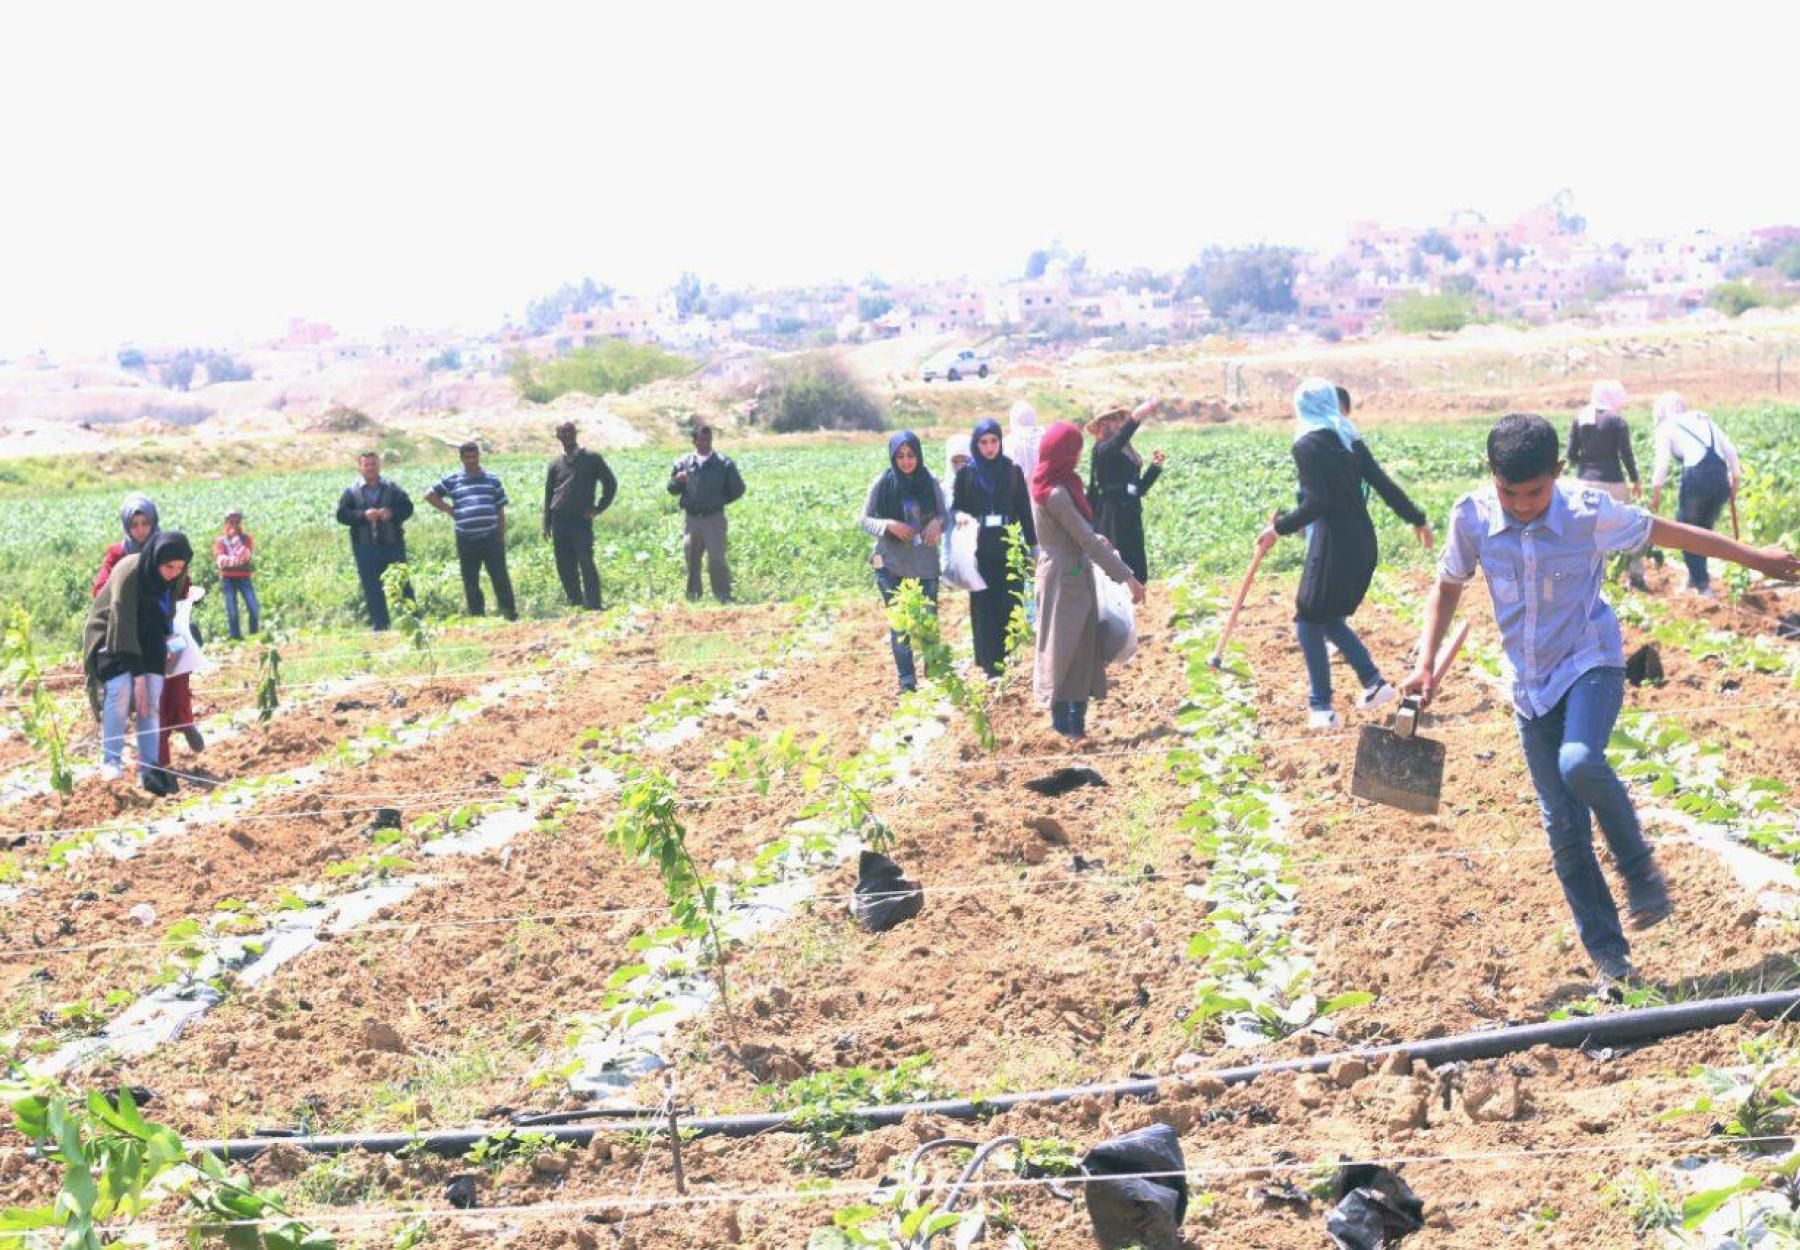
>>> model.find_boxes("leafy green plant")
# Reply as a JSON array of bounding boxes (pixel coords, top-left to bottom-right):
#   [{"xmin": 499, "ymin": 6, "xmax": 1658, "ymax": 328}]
[
  {"xmin": 1002, "ymin": 526, "xmax": 1036, "ymax": 676},
  {"xmin": 379, "ymin": 562, "xmax": 432, "ymax": 669},
  {"xmin": 2, "ymin": 604, "xmax": 74, "ymax": 795},
  {"xmin": 0, "ymin": 1083, "xmax": 332, "ymax": 1249},
  {"xmin": 255, "ymin": 641, "xmax": 283, "ymax": 723},
  {"xmin": 464, "ymin": 1127, "xmax": 565, "ymax": 1172},
  {"xmin": 762, "ymin": 1055, "xmax": 947, "ymax": 1153},
  {"xmin": 1605, "ymin": 1168, "xmax": 1682, "ymax": 1235},
  {"xmin": 711, "ymin": 729, "xmax": 893, "ymax": 853},
  {"xmin": 607, "ymin": 763, "xmax": 738, "ymax": 1041},
  {"xmin": 885, "ymin": 578, "xmax": 993, "ymax": 749},
  {"xmin": 1664, "ymin": 1033, "xmax": 1800, "ymax": 1146}
]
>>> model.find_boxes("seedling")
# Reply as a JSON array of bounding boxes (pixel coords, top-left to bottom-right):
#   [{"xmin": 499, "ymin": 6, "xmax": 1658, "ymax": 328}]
[
  {"xmin": 885, "ymin": 578, "xmax": 994, "ymax": 749},
  {"xmin": 1664, "ymin": 1033, "xmax": 1800, "ymax": 1148},
  {"xmin": 2, "ymin": 604, "xmax": 74, "ymax": 796},
  {"xmin": 255, "ymin": 640, "xmax": 283, "ymax": 723},
  {"xmin": 712, "ymin": 729, "xmax": 894, "ymax": 853},
  {"xmin": 762, "ymin": 1054, "xmax": 946, "ymax": 1157},
  {"xmin": 380, "ymin": 562, "xmax": 433, "ymax": 669},
  {"xmin": 607, "ymin": 762, "xmax": 740, "ymax": 1043},
  {"xmin": 464, "ymin": 1127, "xmax": 564, "ymax": 1172},
  {"xmin": 2, "ymin": 1082, "xmax": 334, "ymax": 1248}
]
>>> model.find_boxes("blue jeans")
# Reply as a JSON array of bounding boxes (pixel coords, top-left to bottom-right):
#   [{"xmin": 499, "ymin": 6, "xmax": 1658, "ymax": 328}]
[
  {"xmin": 1515, "ymin": 665, "xmax": 1664, "ymax": 972},
  {"xmin": 1294, "ymin": 616, "xmax": 1382, "ymax": 712},
  {"xmin": 102, "ymin": 671, "xmax": 163, "ymax": 777},
  {"xmin": 223, "ymin": 578, "xmax": 260, "ymax": 640},
  {"xmin": 1051, "ymin": 700, "xmax": 1088, "ymax": 737},
  {"xmin": 352, "ymin": 542, "xmax": 410, "ymax": 632},
  {"xmin": 875, "ymin": 569, "xmax": 939, "ymax": 691}
]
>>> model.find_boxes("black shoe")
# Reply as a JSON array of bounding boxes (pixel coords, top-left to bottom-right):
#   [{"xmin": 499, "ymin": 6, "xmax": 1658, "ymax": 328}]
[
  {"xmin": 140, "ymin": 769, "xmax": 177, "ymax": 797},
  {"xmin": 183, "ymin": 726, "xmax": 205, "ymax": 753}
]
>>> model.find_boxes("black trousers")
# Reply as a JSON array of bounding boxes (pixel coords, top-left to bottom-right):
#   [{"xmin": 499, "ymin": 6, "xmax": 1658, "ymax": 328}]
[
  {"xmin": 551, "ymin": 517, "xmax": 603, "ymax": 610},
  {"xmin": 455, "ymin": 531, "xmax": 517, "ymax": 620},
  {"xmin": 968, "ymin": 541, "xmax": 1023, "ymax": 676}
]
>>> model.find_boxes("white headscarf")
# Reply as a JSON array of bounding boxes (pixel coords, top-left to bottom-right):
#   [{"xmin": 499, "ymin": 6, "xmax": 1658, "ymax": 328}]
[
  {"xmin": 1579, "ymin": 379, "xmax": 1628, "ymax": 425},
  {"xmin": 1653, "ymin": 391, "xmax": 1688, "ymax": 426},
  {"xmin": 1007, "ymin": 400, "xmax": 1042, "ymax": 485},
  {"xmin": 944, "ymin": 432, "xmax": 972, "ymax": 484}
]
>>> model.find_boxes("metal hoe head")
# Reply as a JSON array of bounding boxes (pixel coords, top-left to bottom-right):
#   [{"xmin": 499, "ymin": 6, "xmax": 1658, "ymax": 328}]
[{"xmin": 1351, "ymin": 696, "xmax": 1446, "ymax": 815}]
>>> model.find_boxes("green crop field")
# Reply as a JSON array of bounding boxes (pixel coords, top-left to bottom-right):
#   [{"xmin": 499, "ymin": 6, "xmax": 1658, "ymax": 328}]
[{"xmin": 5, "ymin": 404, "xmax": 1797, "ymax": 654}]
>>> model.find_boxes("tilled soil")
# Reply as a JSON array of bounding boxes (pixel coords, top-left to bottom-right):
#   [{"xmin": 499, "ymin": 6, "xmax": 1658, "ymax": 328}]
[{"xmin": 0, "ymin": 604, "xmax": 801, "ymax": 1053}]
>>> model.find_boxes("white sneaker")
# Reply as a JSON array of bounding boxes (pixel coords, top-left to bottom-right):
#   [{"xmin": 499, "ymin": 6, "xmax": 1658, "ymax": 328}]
[
  {"xmin": 1689, "ymin": 584, "xmax": 1717, "ymax": 600},
  {"xmin": 100, "ymin": 763, "xmax": 124, "ymax": 782},
  {"xmin": 1357, "ymin": 682, "xmax": 1398, "ymax": 711},
  {"xmin": 1307, "ymin": 709, "xmax": 1341, "ymax": 731}
]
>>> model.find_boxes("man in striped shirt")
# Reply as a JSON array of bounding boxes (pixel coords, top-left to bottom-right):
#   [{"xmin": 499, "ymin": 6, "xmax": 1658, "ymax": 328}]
[{"xmin": 426, "ymin": 441, "xmax": 518, "ymax": 620}]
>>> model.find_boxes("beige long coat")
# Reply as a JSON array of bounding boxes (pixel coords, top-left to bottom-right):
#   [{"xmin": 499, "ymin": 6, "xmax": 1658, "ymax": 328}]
[{"xmin": 1032, "ymin": 486, "xmax": 1134, "ymax": 705}]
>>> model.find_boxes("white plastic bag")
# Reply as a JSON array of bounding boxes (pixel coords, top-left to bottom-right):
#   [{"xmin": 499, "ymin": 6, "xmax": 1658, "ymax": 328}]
[
  {"xmin": 166, "ymin": 585, "xmax": 209, "ymax": 679},
  {"xmin": 1094, "ymin": 569, "xmax": 1138, "ymax": 668},
  {"xmin": 940, "ymin": 515, "xmax": 987, "ymax": 593}
]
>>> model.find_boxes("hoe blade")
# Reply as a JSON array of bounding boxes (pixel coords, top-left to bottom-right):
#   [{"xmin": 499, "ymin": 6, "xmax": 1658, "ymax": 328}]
[{"xmin": 1350, "ymin": 699, "xmax": 1446, "ymax": 815}]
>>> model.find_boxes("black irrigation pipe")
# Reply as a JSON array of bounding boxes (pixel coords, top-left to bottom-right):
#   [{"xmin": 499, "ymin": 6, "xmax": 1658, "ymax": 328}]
[{"xmin": 189, "ymin": 989, "xmax": 1800, "ymax": 1162}]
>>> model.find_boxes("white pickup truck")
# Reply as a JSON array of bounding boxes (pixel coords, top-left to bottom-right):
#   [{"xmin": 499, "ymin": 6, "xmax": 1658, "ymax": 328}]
[{"xmin": 921, "ymin": 349, "xmax": 990, "ymax": 382}]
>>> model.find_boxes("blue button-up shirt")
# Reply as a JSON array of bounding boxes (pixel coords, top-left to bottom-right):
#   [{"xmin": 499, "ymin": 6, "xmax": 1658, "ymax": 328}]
[{"xmin": 1439, "ymin": 483, "xmax": 1653, "ymax": 719}]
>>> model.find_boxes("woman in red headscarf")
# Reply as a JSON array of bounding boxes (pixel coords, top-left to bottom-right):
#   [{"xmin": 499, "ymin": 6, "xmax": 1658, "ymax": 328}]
[{"xmin": 1030, "ymin": 420, "xmax": 1146, "ymax": 739}]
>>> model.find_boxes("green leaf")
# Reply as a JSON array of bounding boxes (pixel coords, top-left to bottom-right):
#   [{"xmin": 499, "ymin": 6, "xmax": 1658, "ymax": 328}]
[
  {"xmin": 1318, "ymin": 991, "xmax": 1377, "ymax": 1016},
  {"xmin": 1681, "ymin": 1176, "xmax": 1760, "ymax": 1230}
]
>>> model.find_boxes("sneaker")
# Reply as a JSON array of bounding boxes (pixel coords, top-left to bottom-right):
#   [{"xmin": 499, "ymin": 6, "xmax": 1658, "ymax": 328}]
[
  {"xmin": 139, "ymin": 770, "xmax": 172, "ymax": 797},
  {"xmin": 1595, "ymin": 961, "xmax": 1636, "ymax": 1002},
  {"xmin": 1357, "ymin": 682, "xmax": 1398, "ymax": 712},
  {"xmin": 1307, "ymin": 709, "xmax": 1341, "ymax": 731},
  {"xmin": 1689, "ymin": 583, "xmax": 1717, "ymax": 600},
  {"xmin": 182, "ymin": 726, "xmax": 205, "ymax": 753},
  {"xmin": 99, "ymin": 763, "xmax": 124, "ymax": 783}
]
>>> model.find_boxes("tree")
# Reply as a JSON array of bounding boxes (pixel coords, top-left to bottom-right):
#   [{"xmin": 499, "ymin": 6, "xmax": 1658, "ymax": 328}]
[
  {"xmin": 160, "ymin": 355, "xmax": 195, "ymax": 391},
  {"xmin": 857, "ymin": 294, "xmax": 893, "ymax": 322},
  {"xmin": 511, "ymin": 341, "xmax": 694, "ymax": 403},
  {"xmin": 426, "ymin": 346, "xmax": 463, "ymax": 372},
  {"xmin": 1709, "ymin": 281, "xmax": 1767, "ymax": 318},
  {"xmin": 1777, "ymin": 245, "xmax": 1800, "ymax": 281},
  {"xmin": 1417, "ymin": 229, "xmax": 1461, "ymax": 262},
  {"xmin": 202, "ymin": 353, "xmax": 252, "ymax": 383},
  {"xmin": 1024, "ymin": 249, "xmax": 1050, "ymax": 280},
  {"xmin": 754, "ymin": 353, "xmax": 885, "ymax": 433},
  {"xmin": 1386, "ymin": 291, "xmax": 1476, "ymax": 333},
  {"xmin": 524, "ymin": 277, "xmax": 613, "ymax": 335},
  {"xmin": 1183, "ymin": 245, "xmax": 1298, "ymax": 324},
  {"xmin": 673, "ymin": 271, "xmax": 704, "ymax": 319},
  {"xmin": 117, "ymin": 347, "xmax": 146, "ymax": 371}
]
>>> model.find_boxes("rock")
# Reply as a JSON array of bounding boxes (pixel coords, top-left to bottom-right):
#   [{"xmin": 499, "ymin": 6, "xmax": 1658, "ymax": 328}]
[
  {"xmin": 1328, "ymin": 1057, "xmax": 1369, "ymax": 1088},
  {"xmin": 128, "ymin": 903, "xmax": 157, "ymax": 926},
  {"xmin": 572, "ymin": 1231, "xmax": 598, "ymax": 1250},
  {"xmin": 358, "ymin": 1018, "xmax": 408, "ymax": 1054},
  {"xmin": 1027, "ymin": 816, "xmax": 1070, "ymax": 845},
  {"xmin": 532, "ymin": 1151, "xmax": 570, "ymax": 1177},
  {"xmin": 583, "ymin": 1138, "xmax": 613, "ymax": 1168},
  {"xmin": 259, "ymin": 1142, "xmax": 310, "ymax": 1179},
  {"xmin": 1188, "ymin": 1076, "xmax": 1227, "ymax": 1099},
  {"xmin": 1378, "ymin": 1050, "xmax": 1410, "ymax": 1077},
  {"xmin": 1461, "ymin": 1069, "xmax": 1525, "ymax": 1123},
  {"xmin": 1735, "ymin": 908, "xmax": 1760, "ymax": 930},
  {"xmin": 1293, "ymin": 1074, "xmax": 1329, "ymax": 1109},
  {"xmin": 182, "ymin": 1088, "xmax": 214, "ymax": 1112},
  {"xmin": 1351, "ymin": 1077, "xmax": 1428, "ymax": 1132}
]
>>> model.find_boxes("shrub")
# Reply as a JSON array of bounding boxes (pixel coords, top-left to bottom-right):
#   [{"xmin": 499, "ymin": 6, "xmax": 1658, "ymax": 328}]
[
  {"xmin": 511, "ymin": 341, "xmax": 694, "ymax": 403},
  {"xmin": 1386, "ymin": 290, "xmax": 1477, "ymax": 333},
  {"xmin": 426, "ymin": 347, "xmax": 462, "ymax": 372},
  {"xmin": 203, "ymin": 353, "xmax": 253, "ymax": 384},
  {"xmin": 1710, "ymin": 281, "xmax": 1767, "ymax": 318},
  {"xmin": 755, "ymin": 353, "xmax": 885, "ymax": 433}
]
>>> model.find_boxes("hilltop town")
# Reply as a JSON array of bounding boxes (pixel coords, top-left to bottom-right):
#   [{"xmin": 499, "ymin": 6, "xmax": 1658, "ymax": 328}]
[{"xmin": 3, "ymin": 193, "xmax": 1798, "ymax": 458}]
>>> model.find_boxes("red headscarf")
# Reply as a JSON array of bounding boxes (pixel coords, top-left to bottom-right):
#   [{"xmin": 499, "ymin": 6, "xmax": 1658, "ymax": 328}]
[{"xmin": 1030, "ymin": 421, "xmax": 1092, "ymax": 520}]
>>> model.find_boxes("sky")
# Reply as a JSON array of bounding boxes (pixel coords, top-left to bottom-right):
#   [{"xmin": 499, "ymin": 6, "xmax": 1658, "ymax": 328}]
[{"xmin": 2, "ymin": 0, "xmax": 1796, "ymax": 357}]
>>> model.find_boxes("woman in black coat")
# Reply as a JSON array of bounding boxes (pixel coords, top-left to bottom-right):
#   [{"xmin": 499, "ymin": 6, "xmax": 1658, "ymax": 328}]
[
  {"xmin": 952, "ymin": 417, "xmax": 1037, "ymax": 676},
  {"xmin": 1255, "ymin": 379, "xmax": 1432, "ymax": 730},
  {"xmin": 1087, "ymin": 399, "xmax": 1163, "ymax": 583}
]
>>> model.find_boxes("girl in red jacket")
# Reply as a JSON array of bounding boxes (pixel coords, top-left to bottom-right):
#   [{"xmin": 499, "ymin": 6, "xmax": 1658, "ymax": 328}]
[{"xmin": 214, "ymin": 509, "xmax": 260, "ymax": 640}]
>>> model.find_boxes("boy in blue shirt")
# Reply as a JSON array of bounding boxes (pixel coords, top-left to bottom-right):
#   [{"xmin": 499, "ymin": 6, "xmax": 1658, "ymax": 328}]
[{"xmin": 1402, "ymin": 413, "xmax": 1798, "ymax": 996}]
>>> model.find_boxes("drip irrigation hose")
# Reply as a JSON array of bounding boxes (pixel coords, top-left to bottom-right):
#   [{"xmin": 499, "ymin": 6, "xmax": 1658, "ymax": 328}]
[{"xmin": 187, "ymin": 988, "xmax": 1800, "ymax": 1162}]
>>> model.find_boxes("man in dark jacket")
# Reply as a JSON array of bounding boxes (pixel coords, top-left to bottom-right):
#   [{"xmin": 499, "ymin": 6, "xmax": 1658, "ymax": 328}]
[
  {"xmin": 336, "ymin": 451, "xmax": 416, "ymax": 631},
  {"xmin": 667, "ymin": 424, "xmax": 746, "ymax": 602},
  {"xmin": 543, "ymin": 421, "xmax": 617, "ymax": 611}
]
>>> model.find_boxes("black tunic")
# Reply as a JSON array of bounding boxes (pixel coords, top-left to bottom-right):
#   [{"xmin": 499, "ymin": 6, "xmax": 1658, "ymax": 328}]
[
  {"xmin": 1273, "ymin": 429, "xmax": 1426, "ymax": 623},
  {"xmin": 952, "ymin": 458, "xmax": 1038, "ymax": 675},
  {"xmin": 1088, "ymin": 417, "xmax": 1162, "ymax": 582}
]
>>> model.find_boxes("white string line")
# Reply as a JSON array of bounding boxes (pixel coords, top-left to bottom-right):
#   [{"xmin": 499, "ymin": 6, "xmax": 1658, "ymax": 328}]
[
  {"xmin": 613, "ymin": 1084, "xmax": 674, "ymax": 1243},
  {"xmin": 7, "ymin": 819, "xmax": 1766, "ymax": 965},
  {"xmin": 3, "ymin": 682, "xmax": 1795, "ymax": 864},
  {"xmin": 11, "ymin": 1132, "xmax": 1789, "ymax": 1238}
]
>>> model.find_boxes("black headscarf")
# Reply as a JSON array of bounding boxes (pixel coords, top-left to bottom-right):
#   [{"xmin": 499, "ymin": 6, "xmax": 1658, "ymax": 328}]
[
  {"xmin": 872, "ymin": 431, "xmax": 941, "ymax": 524},
  {"xmin": 965, "ymin": 417, "xmax": 1014, "ymax": 511},
  {"xmin": 140, "ymin": 531, "xmax": 193, "ymax": 596}
]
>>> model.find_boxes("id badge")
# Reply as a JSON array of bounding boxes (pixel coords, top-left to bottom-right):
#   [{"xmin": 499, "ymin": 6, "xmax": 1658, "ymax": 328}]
[
  {"xmin": 1126, "ymin": 484, "xmax": 1139, "ymax": 497},
  {"xmin": 983, "ymin": 514, "xmax": 1004, "ymax": 528}
]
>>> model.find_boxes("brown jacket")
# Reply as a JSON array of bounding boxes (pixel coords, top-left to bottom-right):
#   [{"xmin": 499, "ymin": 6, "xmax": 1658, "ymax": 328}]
[{"xmin": 1031, "ymin": 487, "xmax": 1133, "ymax": 705}]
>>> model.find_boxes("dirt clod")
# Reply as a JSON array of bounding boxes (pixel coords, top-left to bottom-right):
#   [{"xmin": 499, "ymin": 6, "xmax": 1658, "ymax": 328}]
[{"xmin": 357, "ymin": 1018, "xmax": 408, "ymax": 1054}]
